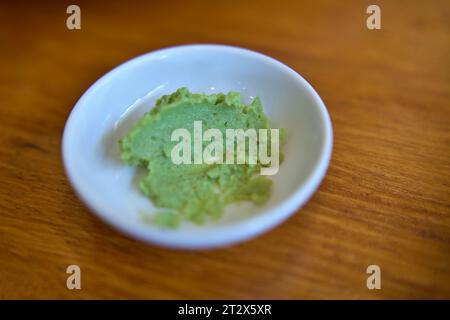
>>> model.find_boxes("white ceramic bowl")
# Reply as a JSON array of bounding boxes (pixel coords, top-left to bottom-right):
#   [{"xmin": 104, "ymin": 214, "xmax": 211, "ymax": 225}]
[{"xmin": 62, "ymin": 44, "xmax": 333, "ymax": 249}]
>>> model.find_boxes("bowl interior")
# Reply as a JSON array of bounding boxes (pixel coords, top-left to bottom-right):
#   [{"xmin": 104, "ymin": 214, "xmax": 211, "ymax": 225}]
[{"xmin": 63, "ymin": 45, "xmax": 331, "ymax": 248}]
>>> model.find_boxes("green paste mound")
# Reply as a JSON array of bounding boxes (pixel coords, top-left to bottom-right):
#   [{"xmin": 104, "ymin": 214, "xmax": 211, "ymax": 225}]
[{"xmin": 120, "ymin": 87, "xmax": 276, "ymax": 227}]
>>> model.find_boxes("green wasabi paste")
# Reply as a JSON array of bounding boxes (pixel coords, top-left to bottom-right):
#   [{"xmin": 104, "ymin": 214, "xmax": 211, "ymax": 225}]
[{"xmin": 120, "ymin": 88, "xmax": 281, "ymax": 227}]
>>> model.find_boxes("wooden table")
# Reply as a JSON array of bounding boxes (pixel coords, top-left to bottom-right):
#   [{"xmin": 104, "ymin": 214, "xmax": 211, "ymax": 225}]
[{"xmin": 0, "ymin": 0, "xmax": 449, "ymax": 299}]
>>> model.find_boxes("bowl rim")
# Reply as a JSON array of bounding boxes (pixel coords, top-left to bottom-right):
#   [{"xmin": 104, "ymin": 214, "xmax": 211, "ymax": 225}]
[{"xmin": 62, "ymin": 44, "xmax": 333, "ymax": 249}]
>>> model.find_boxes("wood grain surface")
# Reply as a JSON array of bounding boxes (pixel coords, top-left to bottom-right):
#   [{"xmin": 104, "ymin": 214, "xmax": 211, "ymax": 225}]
[{"xmin": 0, "ymin": 0, "xmax": 449, "ymax": 299}]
